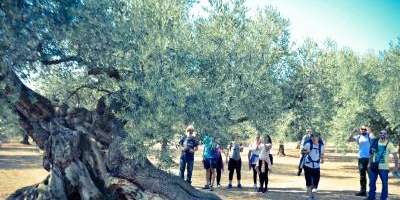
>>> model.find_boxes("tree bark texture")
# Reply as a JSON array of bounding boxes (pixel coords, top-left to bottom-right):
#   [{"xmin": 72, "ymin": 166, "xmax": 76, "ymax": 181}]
[{"xmin": 3, "ymin": 70, "xmax": 220, "ymax": 200}]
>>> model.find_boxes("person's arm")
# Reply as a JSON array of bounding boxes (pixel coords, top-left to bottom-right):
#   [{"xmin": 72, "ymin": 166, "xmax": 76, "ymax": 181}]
[
  {"xmin": 302, "ymin": 143, "xmax": 310, "ymax": 154},
  {"xmin": 193, "ymin": 139, "xmax": 199, "ymax": 152},
  {"xmin": 299, "ymin": 135, "xmax": 306, "ymax": 150},
  {"xmin": 393, "ymin": 152, "xmax": 399, "ymax": 171},
  {"xmin": 348, "ymin": 129, "xmax": 359, "ymax": 142},
  {"xmin": 320, "ymin": 145, "xmax": 325, "ymax": 164}
]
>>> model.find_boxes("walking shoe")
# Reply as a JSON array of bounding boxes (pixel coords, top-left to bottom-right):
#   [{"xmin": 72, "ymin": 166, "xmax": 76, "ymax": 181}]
[
  {"xmin": 258, "ymin": 187, "xmax": 263, "ymax": 193},
  {"xmin": 209, "ymin": 186, "xmax": 214, "ymax": 191},
  {"xmin": 253, "ymin": 184, "xmax": 258, "ymax": 191},
  {"xmin": 237, "ymin": 184, "xmax": 242, "ymax": 188},
  {"xmin": 227, "ymin": 184, "xmax": 232, "ymax": 189},
  {"xmin": 216, "ymin": 184, "xmax": 221, "ymax": 189},
  {"xmin": 202, "ymin": 184, "xmax": 210, "ymax": 189},
  {"xmin": 355, "ymin": 191, "xmax": 367, "ymax": 196},
  {"xmin": 312, "ymin": 188, "xmax": 318, "ymax": 193},
  {"xmin": 262, "ymin": 188, "xmax": 267, "ymax": 193}
]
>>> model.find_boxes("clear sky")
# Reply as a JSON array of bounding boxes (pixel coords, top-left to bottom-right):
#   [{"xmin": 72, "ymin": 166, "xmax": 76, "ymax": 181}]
[{"xmin": 191, "ymin": 0, "xmax": 400, "ymax": 53}]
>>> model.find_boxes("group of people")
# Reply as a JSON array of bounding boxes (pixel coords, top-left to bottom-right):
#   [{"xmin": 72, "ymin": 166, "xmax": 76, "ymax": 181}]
[
  {"xmin": 178, "ymin": 125, "xmax": 273, "ymax": 193},
  {"xmin": 178, "ymin": 125, "xmax": 399, "ymax": 200},
  {"xmin": 348, "ymin": 126, "xmax": 399, "ymax": 200}
]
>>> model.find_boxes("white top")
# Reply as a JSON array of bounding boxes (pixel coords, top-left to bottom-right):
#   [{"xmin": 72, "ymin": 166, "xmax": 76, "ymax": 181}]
[
  {"xmin": 303, "ymin": 142, "xmax": 324, "ymax": 169},
  {"xmin": 250, "ymin": 142, "xmax": 262, "ymax": 164}
]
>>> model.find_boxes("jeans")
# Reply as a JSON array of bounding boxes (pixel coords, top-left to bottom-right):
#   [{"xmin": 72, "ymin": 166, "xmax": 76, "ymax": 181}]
[
  {"xmin": 179, "ymin": 155, "xmax": 194, "ymax": 184},
  {"xmin": 368, "ymin": 169, "xmax": 389, "ymax": 200},
  {"xmin": 358, "ymin": 158, "xmax": 369, "ymax": 192}
]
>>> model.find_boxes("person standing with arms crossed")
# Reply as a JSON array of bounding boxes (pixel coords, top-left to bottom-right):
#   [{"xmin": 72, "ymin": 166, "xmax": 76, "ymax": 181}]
[{"xmin": 178, "ymin": 125, "xmax": 199, "ymax": 185}]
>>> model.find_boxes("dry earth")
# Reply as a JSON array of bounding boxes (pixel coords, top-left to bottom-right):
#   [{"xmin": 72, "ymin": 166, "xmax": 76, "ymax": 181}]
[{"xmin": 0, "ymin": 142, "xmax": 399, "ymax": 200}]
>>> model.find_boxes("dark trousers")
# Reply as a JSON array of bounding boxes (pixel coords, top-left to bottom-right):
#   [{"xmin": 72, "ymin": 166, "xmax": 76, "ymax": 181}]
[
  {"xmin": 304, "ymin": 166, "xmax": 320, "ymax": 188},
  {"xmin": 228, "ymin": 158, "xmax": 242, "ymax": 181},
  {"xmin": 251, "ymin": 164, "xmax": 257, "ymax": 185},
  {"xmin": 358, "ymin": 158, "xmax": 369, "ymax": 192},
  {"xmin": 258, "ymin": 160, "xmax": 269, "ymax": 190},
  {"xmin": 179, "ymin": 155, "xmax": 194, "ymax": 184},
  {"xmin": 216, "ymin": 167, "xmax": 222, "ymax": 185}
]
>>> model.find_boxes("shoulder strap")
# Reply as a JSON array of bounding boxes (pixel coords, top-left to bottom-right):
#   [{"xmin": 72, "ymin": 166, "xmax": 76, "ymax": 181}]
[{"xmin": 374, "ymin": 140, "xmax": 389, "ymax": 163}]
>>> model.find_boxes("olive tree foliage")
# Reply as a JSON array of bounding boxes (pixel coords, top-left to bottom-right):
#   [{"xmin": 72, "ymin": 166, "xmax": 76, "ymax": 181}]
[
  {"xmin": 278, "ymin": 40, "xmax": 341, "ymax": 141},
  {"xmin": 1, "ymin": 0, "xmax": 292, "ymax": 161},
  {"xmin": 189, "ymin": 0, "xmax": 290, "ymax": 141},
  {"xmin": 375, "ymin": 39, "xmax": 400, "ymax": 142}
]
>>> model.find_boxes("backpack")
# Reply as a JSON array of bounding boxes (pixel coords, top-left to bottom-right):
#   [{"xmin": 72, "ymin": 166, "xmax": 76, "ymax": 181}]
[{"xmin": 304, "ymin": 139, "xmax": 324, "ymax": 167}]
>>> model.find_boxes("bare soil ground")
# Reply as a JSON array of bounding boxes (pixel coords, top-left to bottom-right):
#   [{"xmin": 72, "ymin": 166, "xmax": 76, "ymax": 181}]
[{"xmin": 0, "ymin": 142, "xmax": 399, "ymax": 200}]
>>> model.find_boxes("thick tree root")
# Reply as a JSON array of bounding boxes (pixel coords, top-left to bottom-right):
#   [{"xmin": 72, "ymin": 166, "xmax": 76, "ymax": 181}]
[{"xmin": 4, "ymin": 70, "xmax": 220, "ymax": 200}]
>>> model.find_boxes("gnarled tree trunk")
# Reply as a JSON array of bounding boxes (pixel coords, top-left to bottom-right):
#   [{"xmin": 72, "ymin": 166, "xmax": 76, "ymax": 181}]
[{"xmin": 3, "ymin": 70, "xmax": 220, "ymax": 200}]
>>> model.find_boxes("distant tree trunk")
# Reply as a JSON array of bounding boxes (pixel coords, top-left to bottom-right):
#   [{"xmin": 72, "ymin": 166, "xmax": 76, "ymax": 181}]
[
  {"xmin": 4, "ymin": 70, "xmax": 220, "ymax": 200},
  {"xmin": 398, "ymin": 141, "xmax": 400, "ymax": 159},
  {"xmin": 20, "ymin": 130, "xmax": 30, "ymax": 145},
  {"xmin": 278, "ymin": 143, "xmax": 286, "ymax": 157}
]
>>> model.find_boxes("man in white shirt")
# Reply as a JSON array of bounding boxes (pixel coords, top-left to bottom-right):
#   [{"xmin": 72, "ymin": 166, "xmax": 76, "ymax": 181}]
[{"xmin": 348, "ymin": 126, "xmax": 373, "ymax": 197}]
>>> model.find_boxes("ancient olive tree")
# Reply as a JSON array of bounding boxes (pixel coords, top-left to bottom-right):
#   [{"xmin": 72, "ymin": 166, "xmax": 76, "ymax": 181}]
[{"xmin": 1, "ymin": 0, "xmax": 220, "ymax": 199}]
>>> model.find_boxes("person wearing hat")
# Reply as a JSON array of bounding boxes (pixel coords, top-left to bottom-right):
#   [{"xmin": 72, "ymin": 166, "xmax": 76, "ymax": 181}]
[
  {"xmin": 348, "ymin": 126, "xmax": 374, "ymax": 197},
  {"xmin": 179, "ymin": 125, "xmax": 199, "ymax": 184},
  {"xmin": 365, "ymin": 130, "xmax": 399, "ymax": 200}
]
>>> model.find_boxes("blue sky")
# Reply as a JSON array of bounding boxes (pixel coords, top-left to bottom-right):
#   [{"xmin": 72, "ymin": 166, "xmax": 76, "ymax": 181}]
[{"xmin": 191, "ymin": 0, "xmax": 400, "ymax": 53}]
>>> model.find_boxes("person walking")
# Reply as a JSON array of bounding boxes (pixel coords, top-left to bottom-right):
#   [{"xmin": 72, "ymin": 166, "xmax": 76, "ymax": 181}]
[
  {"xmin": 302, "ymin": 133, "xmax": 325, "ymax": 200},
  {"xmin": 178, "ymin": 125, "xmax": 199, "ymax": 185},
  {"xmin": 248, "ymin": 134, "xmax": 262, "ymax": 191},
  {"xmin": 298, "ymin": 128, "xmax": 314, "ymax": 176},
  {"xmin": 227, "ymin": 137, "xmax": 243, "ymax": 189},
  {"xmin": 202, "ymin": 135, "xmax": 217, "ymax": 191},
  {"xmin": 257, "ymin": 137, "xmax": 272, "ymax": 193},
  {"xmin": 365, "ymin": 130, "xmax": 399, "ymax": 200},
  {"xmin": 215, "ymin": 141, "xmax": 224, "ymax": 188},
  {"xmin": 348, "ymin": 126, "xmax": 374, "ymax": 196}
]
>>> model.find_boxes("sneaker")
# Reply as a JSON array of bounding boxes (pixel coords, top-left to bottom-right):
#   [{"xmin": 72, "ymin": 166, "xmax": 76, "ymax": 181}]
[
  {"xmin": 258, "ymin": 187, "xmax": 263, "ymax": 193},
  {"xmin": 237, "ymin": 184, "xmax": 242, "ymax": 188},
  {"xmin": 355, "ymin": 191, "xmax": 367, "ymax": 197},
  {"xmin": 262, "ymin": 188, "xmax": 267, "ymax": 193},
  {"xmin": 209, "ymin": 186, "xmax": 214, "ymax": 191},
  {"xmin": 254, "ymin": 185, "xmax": 258, "ymax": 192},
  {"xmin": 202, "ymin": 184, "xmax": 210, "ymax": 189},
  {"xmin": 227, "ymin": 184, "xmax": 232, "ymax": 189},
  {"xmin": 217, "ymin": 184, "xmax": 221, "ymax": 189},
  {"xmin": 312, "ymin": 188, "xmax": 318, "ymax": 193}
]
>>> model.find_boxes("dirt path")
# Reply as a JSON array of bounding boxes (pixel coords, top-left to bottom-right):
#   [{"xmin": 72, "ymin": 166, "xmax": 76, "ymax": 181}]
[{"xmin": 0, "ymin": 143, "xmax": 399, "ymax": 200}]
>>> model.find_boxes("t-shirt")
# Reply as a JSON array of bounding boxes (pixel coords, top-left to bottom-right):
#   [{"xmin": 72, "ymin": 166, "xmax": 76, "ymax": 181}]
[
  {"xmin": 371, "ymin": 140, "xmax": 396, "ymax": 170},
  {"xmin": 203, "ymin": 136, "xmax": 216, "ymax": 159},
  {"xmin": 250, "ymin": 142, "xmax": 262, "ymax": 165},
  {"xmin": 179, "ymin": 135, "xmax": 199, "ymax": 159},
  {"xmin": 353, "ymin": 133, "xmax": 373, "ymax": 158},
  {"xmin": 229, "ymin": 142, "xmax": 242, "ymax": 161},
  {"xmin": 303, "ymin": 142, "xmax": 325, "ymax": 169}
]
